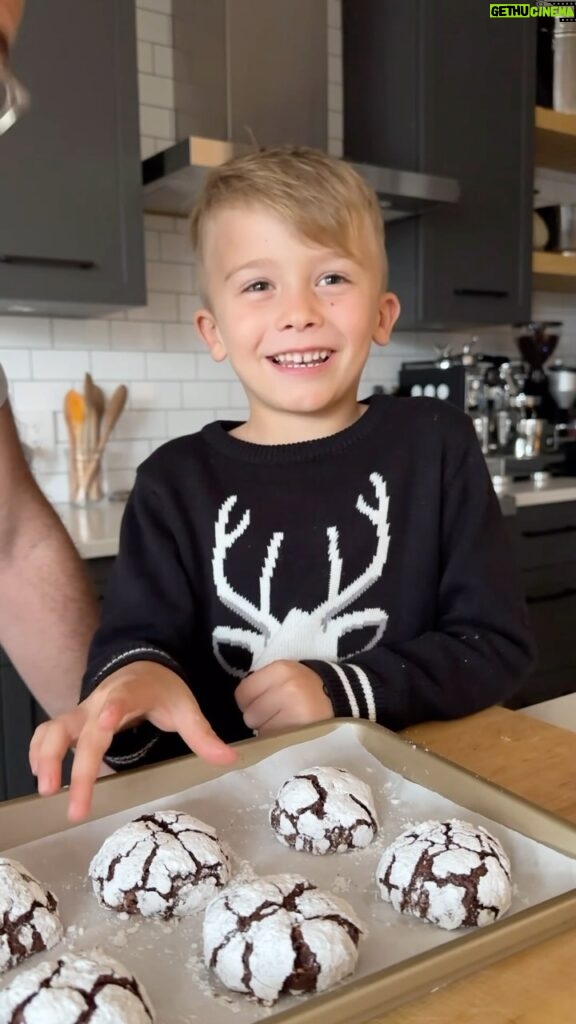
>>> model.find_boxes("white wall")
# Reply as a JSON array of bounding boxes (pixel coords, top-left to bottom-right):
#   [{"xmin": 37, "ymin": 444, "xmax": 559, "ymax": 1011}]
[{"xmin": 1, "ymin": 0, "xmax": 575, "ymax": 502}]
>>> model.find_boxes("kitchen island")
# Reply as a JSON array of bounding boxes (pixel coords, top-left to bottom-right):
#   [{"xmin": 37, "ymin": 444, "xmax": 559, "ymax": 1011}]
[
  {"xmin": 52, "ymin": 475, "xmax": 576, "ymax": 561},
  {"xmin": 383, "ymin": 706, "xmax": 576, "ymax": 1024}
]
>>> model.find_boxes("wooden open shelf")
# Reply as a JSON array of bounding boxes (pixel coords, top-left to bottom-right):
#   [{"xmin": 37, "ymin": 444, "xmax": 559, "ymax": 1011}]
[
  {"xmin": 535, "ymin": 106, "xmax": 576, "ymax": 172},
  {"xmin": 534, "ymin": 109, "xmax": 576, "ymax": 290},
  {"xmin": 533, "ymin": 250, "xmax": 576, "ymax": 291}
]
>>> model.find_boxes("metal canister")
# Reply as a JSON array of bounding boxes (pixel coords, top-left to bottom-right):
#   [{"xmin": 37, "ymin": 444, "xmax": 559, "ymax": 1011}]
[{"xmin": 553, "ymin": 21, "xmax": 576, "ymax": 113}]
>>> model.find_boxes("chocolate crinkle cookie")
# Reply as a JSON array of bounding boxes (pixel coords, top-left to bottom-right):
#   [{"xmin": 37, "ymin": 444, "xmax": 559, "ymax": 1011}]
[
  {"xmin": 376, "ymin": 819, "xmax": 512, "ymax": 931},
  {"xmin": 203, "ymin": 873, "xmax": 364, "ymax": 1005},
  {"xmin": 0, "ymin": 950, "xmax": 154, "ymax": 1024},
  {"xmin": 270, "ymin": 766, "xmax": 378, "ymax": 854},
  {"xmin": 0, "ymin": 857, "xmax": 63, "ymax": 975},
  {"xmin": 89, "ymin": 810, "xmax": 231, "ymax": 919}
]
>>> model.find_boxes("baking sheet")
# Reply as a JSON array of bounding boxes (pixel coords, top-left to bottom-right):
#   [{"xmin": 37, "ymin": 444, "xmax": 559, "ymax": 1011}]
[{"xmin": 1, "ymin": 723, "xmax": 576, "ymax": 1024}]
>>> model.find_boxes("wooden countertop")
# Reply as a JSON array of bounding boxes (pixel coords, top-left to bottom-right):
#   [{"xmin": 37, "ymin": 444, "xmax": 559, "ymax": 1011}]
[{"xmin": 370, "ymin": 706, "xmax": 576, "ymax": 1024}]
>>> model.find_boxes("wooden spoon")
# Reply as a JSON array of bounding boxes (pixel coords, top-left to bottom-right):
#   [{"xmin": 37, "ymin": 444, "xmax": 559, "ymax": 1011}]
[
  {"xmin": 92, "ymin": 383, "xmax": 106, "ymax": 441},
  {"xmin": 76, "ymin": 385, "xmax": 128, "ymax": 503},
  {"xmin": 63, "ymin": 389, "xmax": 85, "ymax": 500},
  {"xmin": 83, "ymin": 373, "xmax": 106, "ymax": 499}
]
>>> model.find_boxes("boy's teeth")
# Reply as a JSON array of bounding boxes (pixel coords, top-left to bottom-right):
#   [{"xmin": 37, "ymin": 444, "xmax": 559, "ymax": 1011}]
[{"xmin": 272, "ymin": 350, "xmax": 331, "ymax": 365}]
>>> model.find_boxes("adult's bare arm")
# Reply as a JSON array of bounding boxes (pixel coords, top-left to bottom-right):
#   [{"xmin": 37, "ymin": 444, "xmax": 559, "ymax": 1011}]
[
  {"xmin": 0, "ymin": 400, "xmax": 99, "ymax": 717},
  {"xmin": 0, "ymin": 0, "xmax": 23, "ymax": 52}
]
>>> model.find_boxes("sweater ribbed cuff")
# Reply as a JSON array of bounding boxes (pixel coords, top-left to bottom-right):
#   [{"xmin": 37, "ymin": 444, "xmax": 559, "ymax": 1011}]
[
  {"xmin": 82, "ymin": 644, "xmax": 185, "ymax": 695},
  {"xmin": 302, "ymin": 660, "xmax": 377, "ymax": 722},
  {"xmin": 103, "ymin": 723, "xmax": 160, "ymax": 769}
]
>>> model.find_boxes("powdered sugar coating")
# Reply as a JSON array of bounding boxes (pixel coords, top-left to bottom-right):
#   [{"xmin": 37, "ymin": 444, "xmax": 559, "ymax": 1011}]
[
  {"xmin": 376, "ymin": 819, "xmax": 512, "ymax": 931},
  {"xmin": 0, "ymin": 857, "xmax": 63, "ymax": 974},
  {"xmin": 203, "ymin": 873, "xmax": 364, "ymax": 1005},
  {"xmin": 270, "ymin": 767, "xmax": 378, "ymax": 854},
  {"xmin": 89, "ymin": 810, "xmax": 231, "ymax": 919},
  {"xmin": 0, "ymin": 950, "xmax": 154, "ymax": 1023}
]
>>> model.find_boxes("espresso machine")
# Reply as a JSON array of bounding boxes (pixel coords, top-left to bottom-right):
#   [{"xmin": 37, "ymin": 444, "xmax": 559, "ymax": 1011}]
[
  {"xmin": 397, "ymin": 341, "xmax": 504, "ymax": 416},
  {"xmin": 397, "ymin": 325, "xmax": 576, "ymax": 481}
]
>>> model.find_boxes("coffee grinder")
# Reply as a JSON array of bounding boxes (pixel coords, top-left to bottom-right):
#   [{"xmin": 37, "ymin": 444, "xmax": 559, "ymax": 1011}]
[
  {"xmin": 514, "ymin": 321, "xmax": 561, "ymax": 423},
  {"xmin": 509, "ymin": 321, "xmax": 576, "ymax": 477}
]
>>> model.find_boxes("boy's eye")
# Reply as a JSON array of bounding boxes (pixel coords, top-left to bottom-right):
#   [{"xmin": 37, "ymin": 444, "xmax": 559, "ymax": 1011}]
[
  {"xmin": 242, "ymin": 280, "xmax": 271, "ymax": 293},
  {"xmin": 318, "ymin": 273, "xmax": 348, "ymax": 287}
]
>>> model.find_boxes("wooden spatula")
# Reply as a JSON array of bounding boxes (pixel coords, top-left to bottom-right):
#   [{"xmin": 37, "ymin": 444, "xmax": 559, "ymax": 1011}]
[
  {"xmin": 83, "ymin": 372, "xmax": 106, "ymax": 500},
  {"xmin": 64, "ymin": 389, "xmax": 85, "ymax": 500},
  {"xmin": 75, "ymin": 385, "xmax": 128, "ymax": 504}
]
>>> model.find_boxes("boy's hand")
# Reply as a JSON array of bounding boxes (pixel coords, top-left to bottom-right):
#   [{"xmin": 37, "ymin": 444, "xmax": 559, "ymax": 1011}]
[
  {"xmin": 29, "ymin": 661, "xmax": 236, "ymax": 822},
  {"xmin": 235, "ymin": 660, "xmax": 334, "ymax": 735}
]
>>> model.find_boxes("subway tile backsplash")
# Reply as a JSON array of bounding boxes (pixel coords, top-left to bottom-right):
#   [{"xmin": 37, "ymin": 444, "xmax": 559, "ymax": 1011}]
[{"xmin": 3, "ymin": 0, "xmax": 576, "ymax": 504}]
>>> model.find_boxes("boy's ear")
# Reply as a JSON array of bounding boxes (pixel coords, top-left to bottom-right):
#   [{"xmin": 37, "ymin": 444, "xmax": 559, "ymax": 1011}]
[
  {"xmin": 373, "ymin": 292, "xmax": 401, "ymax": 348},
  {"xmin": 195, "ymin": 309, "xmax": 227, "ymax": 362}
]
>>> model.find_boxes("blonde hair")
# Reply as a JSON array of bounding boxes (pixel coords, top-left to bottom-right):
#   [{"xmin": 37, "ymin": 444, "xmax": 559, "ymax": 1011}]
[{"xmin": 189, "ymin": 146, "xmax": 387, "ymax": 290}]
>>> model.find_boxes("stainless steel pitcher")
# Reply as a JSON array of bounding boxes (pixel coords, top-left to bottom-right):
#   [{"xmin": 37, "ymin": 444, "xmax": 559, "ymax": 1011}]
[{"xmin": 554, "ymin": 21, "xmax": 576, "ymax": 113}]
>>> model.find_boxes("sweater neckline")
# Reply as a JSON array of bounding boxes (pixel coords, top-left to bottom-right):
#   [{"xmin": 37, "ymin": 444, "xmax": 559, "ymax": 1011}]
[{"xmin": 200, "ymin": 396, "xmax": 387, "ymax": 464}]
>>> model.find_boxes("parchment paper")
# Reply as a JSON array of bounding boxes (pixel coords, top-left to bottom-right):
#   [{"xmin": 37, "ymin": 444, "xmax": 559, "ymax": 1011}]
[{"xmin": 2, "ymin": 724, "xmax": 575, "ymax": 1023}]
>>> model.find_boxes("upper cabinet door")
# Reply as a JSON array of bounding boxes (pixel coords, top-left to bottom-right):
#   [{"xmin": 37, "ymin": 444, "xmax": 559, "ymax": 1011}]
[
  {"xmin": 0, "ymin": 0, "xmax": 145, "ymax": 317},
  {"xmin": 343, "ymin": 0, "xmax": 535, "ymax": 329}
]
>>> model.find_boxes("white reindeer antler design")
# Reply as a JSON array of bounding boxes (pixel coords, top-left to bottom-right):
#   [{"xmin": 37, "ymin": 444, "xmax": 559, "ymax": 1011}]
[{"xmin": 212, "ymin": 474, "xmax": 390, "ymax": 677}]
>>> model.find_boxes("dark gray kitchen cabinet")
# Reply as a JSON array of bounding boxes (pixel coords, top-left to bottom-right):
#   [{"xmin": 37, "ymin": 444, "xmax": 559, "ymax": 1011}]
[
  {"xmin": 342, "ymin": 1, "xmax": 535, "ymax": 329},
  {"xmin": 0, "ymin": 557, "xmax": 115, "ymax": 802},
  {"xmin": 504, "ymin": 503, "xmax": 576, "ymax": 709},
  {"xmin": 171, "ymin": 0, "xmax": 327, "ymax": 149},
  {"xmin": 0, "ymin": 0, "xmax": 145, "ymax": 318}
]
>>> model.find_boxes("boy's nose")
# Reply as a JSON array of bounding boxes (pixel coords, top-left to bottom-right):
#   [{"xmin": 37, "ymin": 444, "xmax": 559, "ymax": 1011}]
[{"xmin": 276, "ymin": 291, "xmax": 323, "ymax": 332}]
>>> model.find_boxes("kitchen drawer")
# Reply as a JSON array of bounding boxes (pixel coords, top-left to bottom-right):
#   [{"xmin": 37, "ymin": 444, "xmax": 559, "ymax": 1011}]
[
  {"xmin": 506, "ymin": 665, "xmax": 576, "ymax": 710},
  {"xmin": 510, "ymin": 502, "xmax": 576, "ymax": 571},
  {"xmin": 522, "ymin": 564, "xmax": 576, "ymax": 675}
]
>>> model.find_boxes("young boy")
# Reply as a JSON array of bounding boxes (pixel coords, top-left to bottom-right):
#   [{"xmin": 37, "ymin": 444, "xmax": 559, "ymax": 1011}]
[{"xmin": 31, "ymin": 147, "xmax": 534, "ymax": 821}]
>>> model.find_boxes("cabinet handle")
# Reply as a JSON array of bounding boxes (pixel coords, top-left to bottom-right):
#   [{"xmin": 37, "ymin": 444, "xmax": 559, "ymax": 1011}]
[
  {"xmin": 522, "ymin": 525, "xmax": 576, "ymax": 539},
  {"xmin": 0, "ymin": 254, "xmax": 97, "ymax": 270},
  {"xmin": 453, "ymin": 288, "xmax": 509, "ymax": 298},
  {"xmin": 527, "ymin": 587, "xmax": 576, "ymax": 604}
]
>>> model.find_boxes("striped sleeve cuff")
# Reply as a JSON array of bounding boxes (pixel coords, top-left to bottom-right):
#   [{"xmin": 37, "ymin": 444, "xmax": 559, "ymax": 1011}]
[
  {"xmin": 104, "ymin": 726, "xmax": 160, "ymax": 769},
  {"xmin": 83, "ymin": 644, "xmax": 185, "ymax": 693},
  {"xmin": 302, "ymin": 660, "xmax": 377, "ymax": 722}
]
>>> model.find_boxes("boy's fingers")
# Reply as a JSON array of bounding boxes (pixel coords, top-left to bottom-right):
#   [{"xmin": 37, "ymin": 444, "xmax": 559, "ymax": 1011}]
[
  {"xmin": 176, "ymin": 703, "xmax": 236, "ymax": 765},
  {"xmin": 29, "ymin": 720, "xmax": 48, "ymax": 775},
  {"xmin": 235, "ymin": 669, "xmax": 275, "ymax": 712},
  {"xmin": 30, "ymin": 717, "xmax": 77, "ymax": 795},
  {"xmin": 241, "ymin": 688, "xmax": 281, "ymax": 731},
  {"xmin": 68, "ymin": 723, "xmax": 115, "ymax": 822},
  {"xmin": 256, "ymin": 710, "xmax": 286, "ymax": 737},
  {"xmin": 97, "ymin": 694, "xmax": 143, "ymax": 733}
]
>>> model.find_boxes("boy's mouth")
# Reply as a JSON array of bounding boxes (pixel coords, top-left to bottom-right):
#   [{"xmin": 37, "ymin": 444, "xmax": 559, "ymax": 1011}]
[{"xmin": 268, "ymin": 349, "xmax": 332, "ymax": 368}]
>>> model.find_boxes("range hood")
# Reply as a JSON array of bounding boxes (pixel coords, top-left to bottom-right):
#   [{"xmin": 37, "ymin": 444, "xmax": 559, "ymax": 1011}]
[
  {"xmin": 142, "ymin": 1, "xmax": 460, "ymax": 223},
  {"xmin": 142, "ymin": 137, "xmax": 460, "ymax": 223}
]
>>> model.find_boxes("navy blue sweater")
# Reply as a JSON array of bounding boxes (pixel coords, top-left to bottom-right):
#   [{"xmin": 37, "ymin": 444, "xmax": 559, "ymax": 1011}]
[{"xmin": 82, "ymin": 396, "xmax": 534, "ymax": 768}]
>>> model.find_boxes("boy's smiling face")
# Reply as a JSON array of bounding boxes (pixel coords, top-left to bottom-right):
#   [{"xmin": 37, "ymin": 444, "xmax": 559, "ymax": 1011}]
[{"xmin": 195, "ymin": 204, "xmax": 400, "ymax": 443}]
